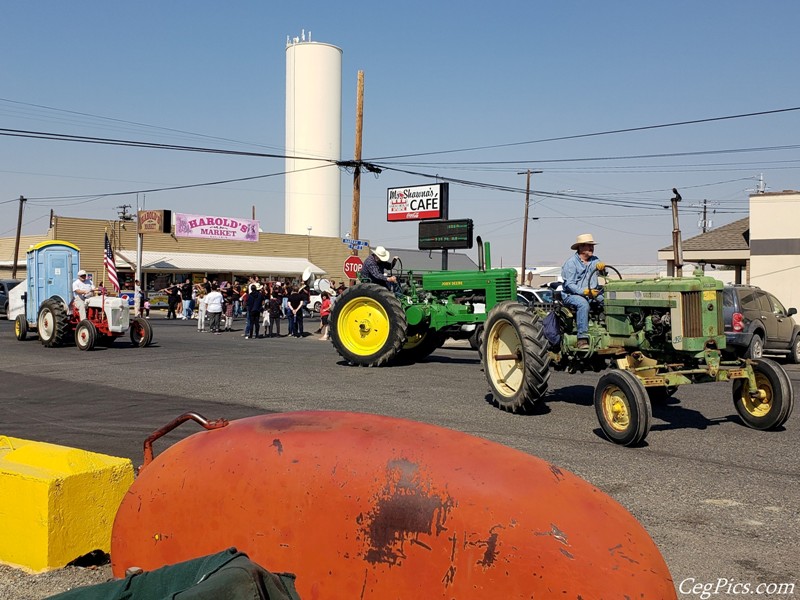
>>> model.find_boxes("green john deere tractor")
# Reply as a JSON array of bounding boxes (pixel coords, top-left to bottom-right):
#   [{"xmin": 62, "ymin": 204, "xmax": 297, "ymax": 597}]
[
  {"xmin": 482, "ymin": 262, "xmax": 795, "ymax": 445},
  {"xmin": 330, "ymin": 239, "xmax": 512, "ymax": 366}
]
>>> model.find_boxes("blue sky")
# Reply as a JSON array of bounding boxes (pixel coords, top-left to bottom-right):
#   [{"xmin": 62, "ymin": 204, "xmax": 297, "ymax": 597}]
[{"xmin": 2, "ymin": 1, "xmax": 799, "ymax": 267}]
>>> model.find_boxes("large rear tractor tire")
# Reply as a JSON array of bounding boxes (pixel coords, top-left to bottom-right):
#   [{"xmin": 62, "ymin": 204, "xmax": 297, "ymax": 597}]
[
  {"xmin": 594, "ymin": 370, "xmax": 652, "ymax": 446},
  {"xmin": 732, "ymin": 358, "xmax": 794, "ymax": 430},
  {"xmin": 130, "ymin": 317, "xmax": 153, "ymax": 347},
  {"xmin": 37, "ymin": 298, "xmax": 70, "ymax": 348},
  {"xmin": 482, "ymin": 301, "xmax": 550, "ymax": 413},
  {"xmin": 14, "ymin": 315, "xmax": 28, "ymax": 341},
  {"xmin": 75, "ymin": 319, "xmax": 97, "ymax": 351},
  {"xmin": 330, "ymin": 283, "xmax": 407, "ymax": 367}
]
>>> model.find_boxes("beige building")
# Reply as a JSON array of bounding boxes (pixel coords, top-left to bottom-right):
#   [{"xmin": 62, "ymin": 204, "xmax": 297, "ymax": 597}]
[
  {"xmin": 0, "ymin": 216, "xmax": 366, "ymax": 292},
  {"xmin": 658, "ymin": 190, "xmax": 800, "ymax": 311}
]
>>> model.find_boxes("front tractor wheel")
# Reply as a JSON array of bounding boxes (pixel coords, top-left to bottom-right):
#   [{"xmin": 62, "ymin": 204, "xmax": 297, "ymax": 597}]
[
  {"xmin": 330, "ymin": 283, "xmax": 407, "ymax": 367},
  {"xmin": 14, "ymin": 315, "xmax": 28, "ymax": 341},
  {"xmin": 732, "ymin": 358, "xmax": 794, "ymax": 430},
  {"xmin": 594, "ymin": 370, "xmax": 652, "ymax": 446},
  {"xmin": 130, "ymin": 317, "xmax": 153, "ymax": 347},
  {"xmin": 75, "ymin": 319, "xmax": 97, "ymax": 351},
  {"xmin": 398, "ymin": 328, "xmax": 446, "ymax": 363},
  {"xmin": 37, "ymin": 299, "xmax": 70, "ymax": 348},
  {"xmin": 482, "ymin": 301, "xmax": 550, "ymax": 413}
]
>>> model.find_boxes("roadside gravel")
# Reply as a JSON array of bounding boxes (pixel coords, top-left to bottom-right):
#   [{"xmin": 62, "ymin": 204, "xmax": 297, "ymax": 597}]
[{"xmin": 0, "ymin": 564, "xmax": 112, "ymax": 600}]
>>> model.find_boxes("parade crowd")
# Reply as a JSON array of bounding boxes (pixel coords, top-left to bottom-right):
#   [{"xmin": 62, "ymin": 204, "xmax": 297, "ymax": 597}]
[{"xmin": 137, "ymin": 276, "xmax": 342, "ymax": 340}]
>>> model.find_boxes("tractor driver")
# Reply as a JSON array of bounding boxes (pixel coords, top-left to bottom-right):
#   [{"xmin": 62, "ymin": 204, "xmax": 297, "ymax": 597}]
[
  {"xmin": 362, "ymin": 246, "xmax": 398, "ymax": 290},
  {"xmin": 72, "ymin": 269, "xmax": 96, "ymax": 321},
  {"xmin": 561, "ymin": 234, "xmax": 603, "ymax": 349}
]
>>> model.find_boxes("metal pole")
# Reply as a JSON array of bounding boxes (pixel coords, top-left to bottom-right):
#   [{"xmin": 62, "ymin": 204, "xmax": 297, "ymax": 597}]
[
  {"xmin": 671, "ymin": 188, "xmax": 683, "ymax": 275},
  {"xmin": 11, "ymin": 196, "xmax": 26, "ymax": 280}
]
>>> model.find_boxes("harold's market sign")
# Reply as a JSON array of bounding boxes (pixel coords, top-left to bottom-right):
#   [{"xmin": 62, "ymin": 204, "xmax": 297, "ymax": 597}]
[{"xmin": 175, "ymin": 213, "xmax": 259, "ymax": 242}]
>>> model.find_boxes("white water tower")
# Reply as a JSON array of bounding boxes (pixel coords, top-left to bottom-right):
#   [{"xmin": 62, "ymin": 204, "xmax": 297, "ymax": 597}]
[{"xmin": 285, "ymin": 31, "xmax": 342, "ymax": 238}]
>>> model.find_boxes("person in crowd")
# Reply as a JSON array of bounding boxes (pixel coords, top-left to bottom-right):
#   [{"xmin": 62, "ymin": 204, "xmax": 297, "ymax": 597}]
[
  {"xmin": 233, "ymin": 281, "xmax": 243, "ymax": 317},
  {"xmin": 362, "ymin": 246, "xmax": 397, "ymax": 289},
  {"xmin": 196, "ymin": 288, "xmax": 208, "ymax": 332},
  {"xmin": 223, "ymin": 283, "xmax": 236, "ymax": 331},
  {"xmin": 239, "ymin": 284, "xmax": 249, "ymax": 336},
  {"xmin": 244, "ymin": 283, "xmax": 264, "ymax": 339},
  {"xmin": 267, "ymin": 291, "xmax": 282, "ymax": 337},
  {"xmin": 72, "ymin": 269, "xmax": 96, "ymax": 321},
  {"xmin": 134, "ymin": 279, "xmax": 142, "ymax": 317},
  {"xmin": 163, "ymin": 283, "xmax": 180, "ymax": 319},
  {"xmin": 143, "ymin": 299, "xmax": 151, "ymax": 318},
  {"xmin": 561, "ymin": 233, "xmax": 604, "ymax": 349},
  {"xmin": 319, "ymin": 292, "xmax": 332, "ymax": 341},
  {"xmin": 287, "ymin": 285, "xmax": 306, "ymax": 338},
  {"xmin": 202, "ymin": 277, "xmax": 212, "ymax": 294},
  {"xmin": 180, "ymin": 279, "xmax": 193, "ymax": 320},
  {"xmin": 205, "ymin": 284, "xmax": 224, "ymax": 334}
]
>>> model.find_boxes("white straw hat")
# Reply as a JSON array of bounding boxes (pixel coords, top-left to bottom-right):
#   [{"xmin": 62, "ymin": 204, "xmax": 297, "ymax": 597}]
[
  {"xmin": 373, "ymin": 246, "xmax": 391, "ymax": 262},
  {"xmin": 571, "ymin": 234, "xmax": 598, "ymax": 250}
]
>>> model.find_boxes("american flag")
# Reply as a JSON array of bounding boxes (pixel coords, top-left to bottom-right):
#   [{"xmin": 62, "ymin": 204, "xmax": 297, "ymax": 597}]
[{"xmin": 104, "ymin": 233, "xmax": 119, "ymax": 293}]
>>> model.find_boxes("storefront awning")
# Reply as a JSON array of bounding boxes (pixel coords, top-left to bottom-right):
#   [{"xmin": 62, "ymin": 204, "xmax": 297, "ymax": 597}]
[{"xmin": 116, "ymin": 250, "xmax": 325, "ymax": 277}]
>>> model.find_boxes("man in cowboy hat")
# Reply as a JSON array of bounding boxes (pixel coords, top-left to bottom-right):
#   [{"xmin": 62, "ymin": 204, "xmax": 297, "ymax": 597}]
[
  {"xmin": 362, "ymin": 246, "xmax": 398, "ymax": 290},
  {"xmin": 72, "ymin": 269, "xmax": 96, "ymax": 321},
  {"xmin": 561, "ymin": 233, "xmax": 603, "ymax": 349}
]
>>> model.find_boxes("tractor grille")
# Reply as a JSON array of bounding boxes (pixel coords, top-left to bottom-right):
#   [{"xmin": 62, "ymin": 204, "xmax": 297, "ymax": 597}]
[
  {"xmin": 681, "ymin": 291, "xmax": 703, "ymax": 338},
  {"xmin": 717, "ymin": 290, "xmax": 724, "ymax": 335},
  {"xmin": 496, "ymin": 278, "xmax": 514, "ymax": 301}
]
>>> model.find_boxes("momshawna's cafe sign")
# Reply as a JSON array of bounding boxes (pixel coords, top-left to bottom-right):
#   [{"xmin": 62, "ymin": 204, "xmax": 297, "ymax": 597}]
[{"xmin": 175, "ymin": 213, "xmax": 260, "ymax": 242}]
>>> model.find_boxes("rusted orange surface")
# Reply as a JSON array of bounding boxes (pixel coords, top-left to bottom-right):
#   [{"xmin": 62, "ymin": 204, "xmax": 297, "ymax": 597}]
[{"xmin": 111, "ymin": 411, "xmax": 676, "ymax": 599}]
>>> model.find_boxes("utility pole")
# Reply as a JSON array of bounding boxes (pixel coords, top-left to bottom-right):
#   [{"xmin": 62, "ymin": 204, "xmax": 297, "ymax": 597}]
[
  {"xmin": 11, "ymin": 195, "xmax": 26, "ymax": 280},
  {"xmin": 517, "ymin": 170, "xmax": 542, "ymax": 285},
  {"xmin": 351, "ymin": 70, "xmax": 365, "ymax": 257},
  {"xmin": 116, "ymin": 204, "xmax": 134, "ymax": 221}
]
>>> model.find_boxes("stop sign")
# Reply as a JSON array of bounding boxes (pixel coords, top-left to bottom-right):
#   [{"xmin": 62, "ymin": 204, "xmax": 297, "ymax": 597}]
[{"xmin": 343, "ymin": 255, "xmax": 364, "ymax": 279}]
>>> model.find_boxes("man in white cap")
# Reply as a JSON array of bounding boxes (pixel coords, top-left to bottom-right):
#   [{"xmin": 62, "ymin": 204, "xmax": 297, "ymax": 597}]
[
  {"xmin": 362, "ymin": 246, "xmax": 397, "ymax": 290},
  {"xmin": 72, "ymin": 269, "xmax": 96, "ymax": 321},
  {"xmin": 561, "ymin": 234, "xmax": 603, "ymax": 349}
]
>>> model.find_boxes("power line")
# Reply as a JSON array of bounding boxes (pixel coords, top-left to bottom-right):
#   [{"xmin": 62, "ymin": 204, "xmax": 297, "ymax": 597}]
[{"xmin": 366, "ymin": 106, "xmax": 800, "ymax": 160}]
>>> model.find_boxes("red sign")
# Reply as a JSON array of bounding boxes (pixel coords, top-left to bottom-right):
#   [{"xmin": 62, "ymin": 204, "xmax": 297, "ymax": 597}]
[
  {"xmin": 343, "ymin": 256, "xmax": 364, "ymax": 279},
  {"xmin": 386, "ymin": 183, "xmax": 447, "ymax": 221}
]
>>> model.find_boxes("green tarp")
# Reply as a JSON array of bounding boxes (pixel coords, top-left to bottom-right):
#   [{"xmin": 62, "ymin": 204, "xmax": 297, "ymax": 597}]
[{"xmin": 48, "ymin": 548, "xmax": 300, "ymax": 600}]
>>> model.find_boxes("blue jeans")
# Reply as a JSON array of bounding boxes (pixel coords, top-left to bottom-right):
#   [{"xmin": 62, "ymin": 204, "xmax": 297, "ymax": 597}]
[
  {"xmin": 182, "ymin": 300, "xmax": 192, "ymax": 319},
  {"xmin": 563, "ymin": 293, "xmax": 603, "ymax": 339}
]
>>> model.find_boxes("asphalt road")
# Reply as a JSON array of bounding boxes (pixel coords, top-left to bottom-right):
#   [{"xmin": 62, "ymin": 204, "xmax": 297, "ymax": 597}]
[{"xmin": 1, "ymin": 314, "xmax": 798, "ymax": 598}]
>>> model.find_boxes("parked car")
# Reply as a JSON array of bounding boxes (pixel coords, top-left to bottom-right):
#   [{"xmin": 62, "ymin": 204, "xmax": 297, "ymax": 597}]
[
  {"xmin": 517, "ymin": 285, "xmax": 555, "ymax": 305},
  {"xmin": 0, "ymin": 279, "xmax": 23, "ymax": 318},
  {"xmin": 722, "ymin": 284, "xmax": 800, "ymax": 362},
  {"xmin": 308, "ymin": 289, "xmax": 337, "ymax": 313}
]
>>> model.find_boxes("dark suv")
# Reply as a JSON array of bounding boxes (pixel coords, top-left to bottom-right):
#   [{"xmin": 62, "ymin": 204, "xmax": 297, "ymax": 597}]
[
  {"xmin": 0, "ymin": 279, "xmax": 22, "ymax": 317},
  {"xmin": 722, "ymin": 284, "xmax": 800, "ymax": 362}
]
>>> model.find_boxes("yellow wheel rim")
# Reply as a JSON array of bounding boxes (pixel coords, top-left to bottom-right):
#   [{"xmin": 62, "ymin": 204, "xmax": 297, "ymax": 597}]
[
  {"xmin": 337, "ymin": 297, "xmax": 390, "ymax": 357},
  {"xmin": 14, "ymin": 319, "xmax": 21, "ymax": 337},
  {"xmin": 486, "ymin": 320, "xmax": 523, "ymax": 397},
  {"xmin": 602, "ymin": 385, "xmax": 631, "ymax": 432},
  {"xmin": 740, "ymin": 373, "xmax": 774, "ymax": 418},
  {"xmin": 404, "ymin": 331, "xmax": 426, "ymax": 350}
]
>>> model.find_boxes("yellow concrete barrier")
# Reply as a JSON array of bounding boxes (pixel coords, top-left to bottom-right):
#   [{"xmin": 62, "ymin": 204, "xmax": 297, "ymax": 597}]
[{"xmin": 0, "ymin": 435, "xmax": 134, "ymax": 573}]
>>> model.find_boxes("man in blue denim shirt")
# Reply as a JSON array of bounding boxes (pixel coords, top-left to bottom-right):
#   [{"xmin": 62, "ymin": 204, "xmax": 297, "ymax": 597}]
[
  {"xmin": 561, "ymin": 233, "xmax": 603, "ymax": 349},
  {"xmin": 362, "ymin": 246, "xmax": 398, "ymax": 289}
]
